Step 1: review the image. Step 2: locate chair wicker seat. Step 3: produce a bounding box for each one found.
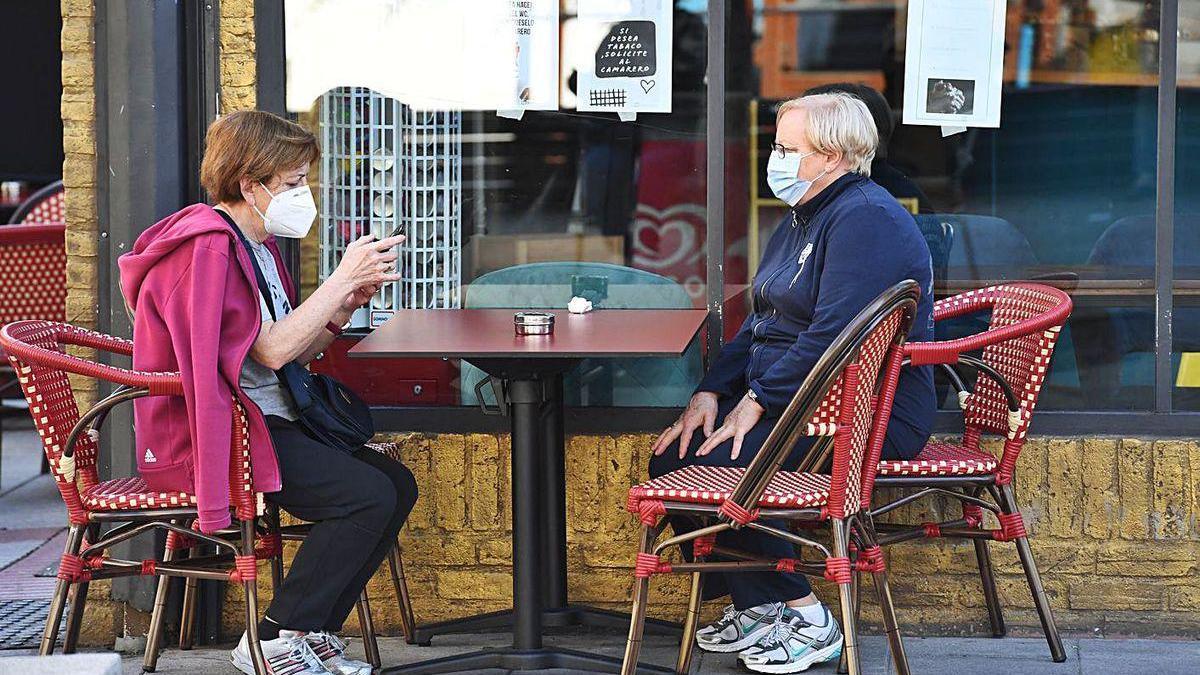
[877,442,997,477]
[629,465,831,509]
[366,441,402,462]
[81,476,197,511]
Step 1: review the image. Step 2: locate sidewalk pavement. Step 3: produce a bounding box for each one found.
[68,630,1196,674]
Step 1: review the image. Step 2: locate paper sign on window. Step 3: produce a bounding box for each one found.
[576,0,673,120]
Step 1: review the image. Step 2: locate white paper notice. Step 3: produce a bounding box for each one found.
[576,0,673,118]
[498,0,560,119]
[903,0,1006,129]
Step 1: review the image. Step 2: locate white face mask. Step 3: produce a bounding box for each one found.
[767,150,826,206]
[253,181,317,238]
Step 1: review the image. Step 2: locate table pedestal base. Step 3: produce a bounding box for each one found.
[383,646,677,675]
[412,606,681,645]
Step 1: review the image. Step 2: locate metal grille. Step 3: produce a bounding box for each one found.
[319,88,463,327]
[0,599,61,650]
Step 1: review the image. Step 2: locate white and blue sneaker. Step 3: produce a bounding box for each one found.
[304,631,373,675]
[695,602,785,653]
[230,629,331,675]
[738,605,844,673]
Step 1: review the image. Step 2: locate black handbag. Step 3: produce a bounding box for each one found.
[220,211,375,453]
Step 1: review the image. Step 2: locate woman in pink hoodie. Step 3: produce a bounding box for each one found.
[119,111,415,675]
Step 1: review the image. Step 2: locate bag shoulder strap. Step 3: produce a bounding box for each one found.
[215,208,277,322]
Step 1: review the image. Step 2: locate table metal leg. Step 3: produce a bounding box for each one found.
[510,377,545,651]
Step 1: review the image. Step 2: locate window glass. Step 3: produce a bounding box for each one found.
[1174,0,1200,409]
[297,2,710,408]
[731,0,1162,410]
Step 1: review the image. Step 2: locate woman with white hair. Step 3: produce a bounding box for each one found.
[648,93,935,674]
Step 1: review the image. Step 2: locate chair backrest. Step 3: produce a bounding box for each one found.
[932,284,1072,481]
[0,224,67,325]
[725,280,920,521]
[9,180,65,224]
[0,321,256,523]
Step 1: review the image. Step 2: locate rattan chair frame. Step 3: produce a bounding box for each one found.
[620,281,921,675]
[865,283,1073,664]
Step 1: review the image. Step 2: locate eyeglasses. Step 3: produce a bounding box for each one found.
[770,142,804,159]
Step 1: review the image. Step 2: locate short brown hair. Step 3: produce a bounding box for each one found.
[200,110,319,203]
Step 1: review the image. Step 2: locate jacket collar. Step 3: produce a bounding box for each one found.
[791,172,864,228]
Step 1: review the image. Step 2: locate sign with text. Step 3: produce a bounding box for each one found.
[577,0,672,118]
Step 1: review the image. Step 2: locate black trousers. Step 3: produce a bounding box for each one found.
[263,416,417,632]
[648,396,913,611]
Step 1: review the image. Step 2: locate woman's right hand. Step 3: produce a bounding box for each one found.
[331,234,405,290]
[653,391,719,459]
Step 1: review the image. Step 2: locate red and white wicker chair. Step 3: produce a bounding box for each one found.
[868,283,1073,663]
[8,180,65,224]
[620,281,922,675]
[0,320,274,673]
[0,224,67,474]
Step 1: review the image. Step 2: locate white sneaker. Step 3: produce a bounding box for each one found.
[739,605,844,674]
[695,602,785,653]
[305,631,374,675]
[230,629,332,675]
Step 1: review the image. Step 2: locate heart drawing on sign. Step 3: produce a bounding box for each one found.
[640,79,656,94]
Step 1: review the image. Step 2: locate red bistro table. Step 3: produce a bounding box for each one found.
[350,308,708,674]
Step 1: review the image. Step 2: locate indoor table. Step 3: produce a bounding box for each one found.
[350,308,708,674]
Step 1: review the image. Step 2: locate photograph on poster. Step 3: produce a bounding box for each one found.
[925,78,975,115]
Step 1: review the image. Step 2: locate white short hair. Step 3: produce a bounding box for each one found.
[777,93,878,176]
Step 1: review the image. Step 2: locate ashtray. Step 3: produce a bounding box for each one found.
[514,312,555,336]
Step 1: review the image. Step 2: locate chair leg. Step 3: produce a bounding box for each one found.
[355,592,382,670]
[674,572,703,675]
[61,579,89,654]
[998,484,1066,663]
[620,524,657,675]
[240,518,268,675]
[41,523,85,656]
[178,574,199,651]
[863,520,909,675]
[143,528,184,671]
[267,506,285,592]
[836,569,860,675]
[386,542,417,644]
[973,539,1006,637]
[831,521,859,675]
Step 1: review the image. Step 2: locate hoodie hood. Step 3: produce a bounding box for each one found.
[119,203,292,312]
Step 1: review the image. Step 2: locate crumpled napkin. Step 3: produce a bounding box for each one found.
[567,296,593,314]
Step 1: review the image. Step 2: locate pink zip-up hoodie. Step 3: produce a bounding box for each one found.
[118,204,293,533]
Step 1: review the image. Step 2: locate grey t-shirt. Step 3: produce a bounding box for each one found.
[239,238,300,421]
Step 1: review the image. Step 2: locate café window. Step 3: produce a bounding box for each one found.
[278,0,1199,418]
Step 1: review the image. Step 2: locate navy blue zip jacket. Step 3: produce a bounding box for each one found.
[698,173,935,458]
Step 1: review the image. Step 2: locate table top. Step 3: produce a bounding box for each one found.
[349,308,709,359]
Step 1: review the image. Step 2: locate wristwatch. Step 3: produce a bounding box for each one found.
[746,388,760,403]
[326,320,351,336]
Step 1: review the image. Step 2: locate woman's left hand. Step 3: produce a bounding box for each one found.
[342,284,380,312]
[695,393,765,460]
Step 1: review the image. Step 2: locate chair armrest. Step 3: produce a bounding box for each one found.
[3,332,179,395]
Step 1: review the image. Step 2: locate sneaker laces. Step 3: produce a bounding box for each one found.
[270,641,325,672]
[315,631,348,654]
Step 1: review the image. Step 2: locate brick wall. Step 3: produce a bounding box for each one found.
[212,434,1200,641]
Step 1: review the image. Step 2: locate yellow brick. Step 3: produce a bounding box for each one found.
[993,574,1068,611]
[430,435,467,529]
[1151,440,1193,539]
[1069,579,1163,611]
[1081,438,1119,539]
[988,539,1095,577]
[222,54,257,88]
[61,16,93,47]
[395,435,434,530]
[477,537,512,565]
[1095,541,1198,577]
[436,570,513,601]
[466,433,501,530]
[1117,438,1152,539]
[65,228,98,257]
[565,435,602,534]
[403,535,476,567]
[63,152,96,187]
[1044,439,1084,538]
